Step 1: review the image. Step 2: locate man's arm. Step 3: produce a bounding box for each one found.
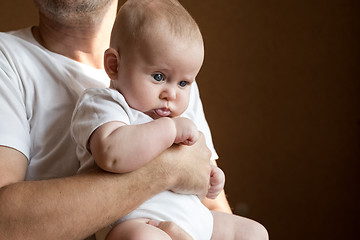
[0,133,211,240]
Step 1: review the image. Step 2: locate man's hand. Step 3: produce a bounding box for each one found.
[153,131,211,200]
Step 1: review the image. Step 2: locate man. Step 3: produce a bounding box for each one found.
[0,1,212,239]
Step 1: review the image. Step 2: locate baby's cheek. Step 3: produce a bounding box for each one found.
[178,97,191,115]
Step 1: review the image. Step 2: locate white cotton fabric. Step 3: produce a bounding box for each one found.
[0,28,110,181]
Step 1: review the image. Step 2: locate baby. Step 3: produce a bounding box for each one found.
[71,0,268,239]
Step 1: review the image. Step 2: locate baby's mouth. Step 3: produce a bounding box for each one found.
[154,108,171,117]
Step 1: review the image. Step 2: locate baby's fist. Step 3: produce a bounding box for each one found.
[206,164,225,199]
[172,117,199,145]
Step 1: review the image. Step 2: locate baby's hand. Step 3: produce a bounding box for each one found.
[206,163,225,199]
[172,117,199,145]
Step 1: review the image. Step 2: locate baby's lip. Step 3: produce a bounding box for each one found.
[154,108,171,117]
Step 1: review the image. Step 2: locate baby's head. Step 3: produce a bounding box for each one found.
[104,0,204,119]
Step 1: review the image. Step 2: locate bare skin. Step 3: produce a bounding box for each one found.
[32,0,118,69]
[0,134,211,240]
[149,220,194,240]
[211,211,269,240]
[202,160,232,213]
[0,0,211,239]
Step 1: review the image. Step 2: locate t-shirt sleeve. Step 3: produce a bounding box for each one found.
[0,48,30,159]
[183,82,219,161]
[70,88,131,153]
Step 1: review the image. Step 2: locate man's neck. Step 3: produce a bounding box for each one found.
[32,1,117,69]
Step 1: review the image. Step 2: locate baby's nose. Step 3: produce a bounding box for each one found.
[160,87,176,101]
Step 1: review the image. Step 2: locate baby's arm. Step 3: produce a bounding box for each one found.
[89,117,199,173]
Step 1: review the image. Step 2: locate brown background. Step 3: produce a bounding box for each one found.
[1,0,359,239]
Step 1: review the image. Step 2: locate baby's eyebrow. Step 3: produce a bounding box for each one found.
[184,76,196,82]
[146,62,169,71]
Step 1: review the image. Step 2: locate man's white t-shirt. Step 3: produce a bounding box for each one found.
[0,28,110,180]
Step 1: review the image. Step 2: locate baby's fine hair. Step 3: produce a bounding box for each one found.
[110,0,202,50]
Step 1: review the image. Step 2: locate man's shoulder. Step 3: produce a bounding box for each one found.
[0,28,35,50]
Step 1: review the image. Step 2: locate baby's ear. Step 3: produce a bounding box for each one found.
[104,48,120,79]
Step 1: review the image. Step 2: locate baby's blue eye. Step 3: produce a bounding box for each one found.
[152,73,164,82]
[179,81,188,87]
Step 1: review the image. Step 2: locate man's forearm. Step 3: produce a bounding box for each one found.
[0,133,211,240]
[0,168,167,240]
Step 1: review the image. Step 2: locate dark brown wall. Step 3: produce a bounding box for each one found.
[0,1,38,31]
[1,1,359,239]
